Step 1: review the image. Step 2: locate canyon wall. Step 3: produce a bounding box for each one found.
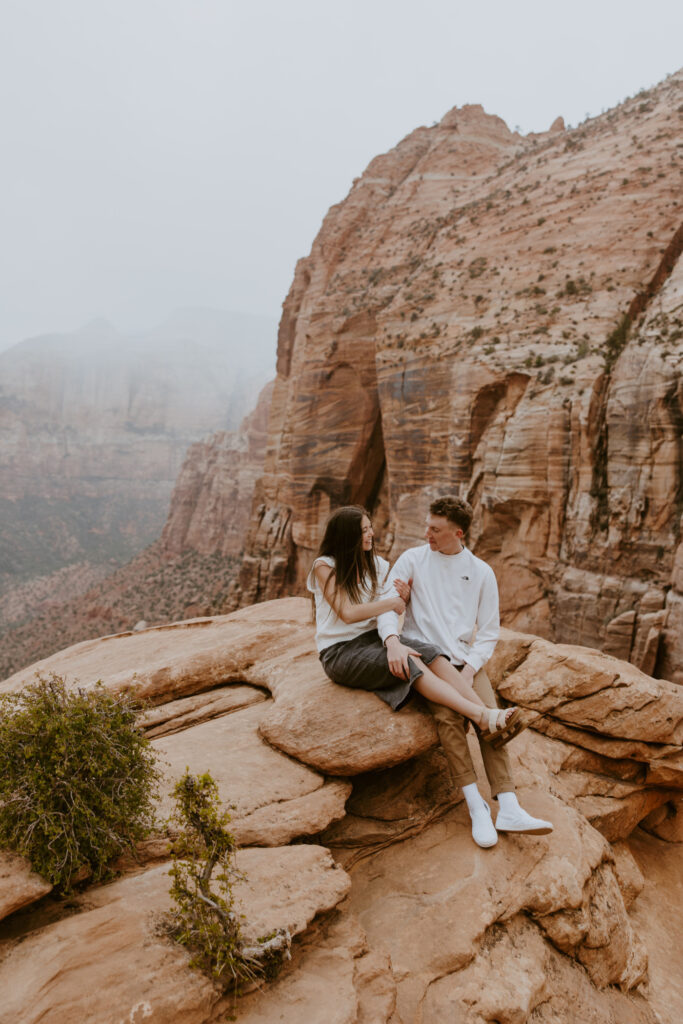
[160,380,273,559]
[232,72,683,680]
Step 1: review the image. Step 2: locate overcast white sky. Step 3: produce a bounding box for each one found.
[1,0,682,351]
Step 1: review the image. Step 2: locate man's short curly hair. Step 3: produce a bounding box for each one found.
[429,495,473,534]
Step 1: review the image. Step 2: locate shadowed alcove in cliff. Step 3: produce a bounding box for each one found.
[291,359,388,573]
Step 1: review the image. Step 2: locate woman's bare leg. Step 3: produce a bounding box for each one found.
[411,658,487,724]
[413,657,515,728]
[429,656,488,708]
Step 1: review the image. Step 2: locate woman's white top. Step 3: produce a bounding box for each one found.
[306,554,391,652]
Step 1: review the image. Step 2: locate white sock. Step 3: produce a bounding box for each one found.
[462,783,487,815]
[497,791,520,813]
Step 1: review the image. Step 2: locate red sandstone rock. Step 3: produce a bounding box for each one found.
[0,852,52,923]
[2,599,683,1021]
[0,847,350,1024]
[160,381,273,558]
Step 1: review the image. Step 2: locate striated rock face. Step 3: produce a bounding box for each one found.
[1,598,682,1021]
[160,380,273,558]
[230,72,683,680]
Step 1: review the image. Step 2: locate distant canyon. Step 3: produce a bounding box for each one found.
[0,308,274,657]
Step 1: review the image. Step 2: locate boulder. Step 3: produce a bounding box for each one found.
[0,846,350,1024]
[0,852,51,923]
[152,700,351,846]
[488,631,683,840]
[2,599,441,778]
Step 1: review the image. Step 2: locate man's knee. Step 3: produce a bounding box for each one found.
[473,667,498,708]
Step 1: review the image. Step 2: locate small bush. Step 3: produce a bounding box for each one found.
[604,314,630,371]
[0,674,160,890]
[165,771,290,987]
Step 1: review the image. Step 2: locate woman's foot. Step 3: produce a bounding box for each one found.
[479,706,528,748]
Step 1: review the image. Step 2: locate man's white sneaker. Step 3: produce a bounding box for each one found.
[495,807,553,835]
[470,801,498,848]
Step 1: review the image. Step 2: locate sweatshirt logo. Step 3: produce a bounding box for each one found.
[461,575,470,581]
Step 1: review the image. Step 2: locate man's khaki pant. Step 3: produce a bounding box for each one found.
[425,666,515,798]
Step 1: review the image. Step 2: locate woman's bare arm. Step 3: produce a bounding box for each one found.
[314,563,405,623]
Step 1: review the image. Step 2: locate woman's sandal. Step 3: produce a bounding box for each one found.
[479,706,528,748]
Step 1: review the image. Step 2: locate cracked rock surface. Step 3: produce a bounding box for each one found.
[0,598,682,1023]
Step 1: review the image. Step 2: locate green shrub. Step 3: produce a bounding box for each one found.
[0,674,160,891]
[604,314,630,371]
[165,771,290,987]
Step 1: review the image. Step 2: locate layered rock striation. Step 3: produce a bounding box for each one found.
[230,72,683,680]
[160,380,273,559]
[1,598,682,1022]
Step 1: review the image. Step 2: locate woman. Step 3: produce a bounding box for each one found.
[307,505,522,742]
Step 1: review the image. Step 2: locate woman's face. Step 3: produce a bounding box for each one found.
[360,515,374,551]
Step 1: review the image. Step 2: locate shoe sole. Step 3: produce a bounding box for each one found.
[496,824,553,835]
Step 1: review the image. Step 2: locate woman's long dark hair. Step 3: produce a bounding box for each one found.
[315,505,379,604]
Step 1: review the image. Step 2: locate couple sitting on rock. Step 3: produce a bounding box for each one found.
[307,495,553,848]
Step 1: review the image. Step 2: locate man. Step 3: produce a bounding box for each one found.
[376,494,552,848]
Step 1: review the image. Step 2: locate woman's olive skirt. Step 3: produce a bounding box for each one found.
[319,628,447,711]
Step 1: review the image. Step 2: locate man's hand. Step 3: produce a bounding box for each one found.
[393,577,412,604]
[385,635,419,679]
[459,664,476,687]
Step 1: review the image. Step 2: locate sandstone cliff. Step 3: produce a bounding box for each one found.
[160,380,273,558]
[231,72,683,681]
[1,599,682,1022]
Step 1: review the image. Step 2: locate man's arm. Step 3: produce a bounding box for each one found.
[376,551,413,644]
[377,552,419,678]
[463,565,500,675]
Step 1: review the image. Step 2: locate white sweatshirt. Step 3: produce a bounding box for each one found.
[376,544,499,673]
[307,554,393,652]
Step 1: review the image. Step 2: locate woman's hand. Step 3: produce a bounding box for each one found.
[394,577,412,603]
[386,595,406,616]
[314,562,405,623]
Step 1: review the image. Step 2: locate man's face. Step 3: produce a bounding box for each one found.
[425,513,464,555]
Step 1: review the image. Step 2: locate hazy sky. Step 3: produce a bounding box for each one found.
[1,0,682,351]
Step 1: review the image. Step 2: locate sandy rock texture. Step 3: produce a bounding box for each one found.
[0,852,52,922]
[208,71,683,681]
[488,628,683,840]
[1,598,682,1022]
[0,847,349,1024]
